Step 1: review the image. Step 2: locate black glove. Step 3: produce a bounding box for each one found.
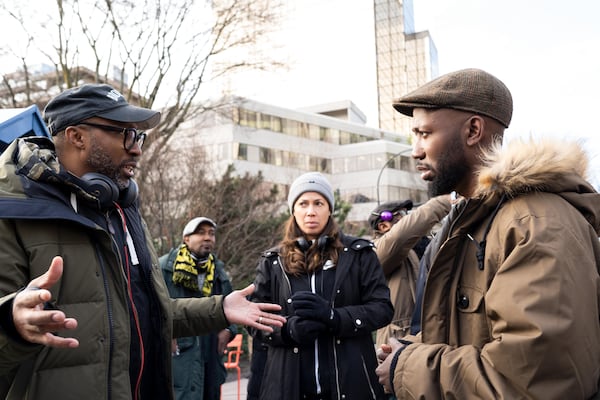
[286,316,327,345]
[291,291,339,330]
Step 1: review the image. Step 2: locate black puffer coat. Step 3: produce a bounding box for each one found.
[250,234,393,400]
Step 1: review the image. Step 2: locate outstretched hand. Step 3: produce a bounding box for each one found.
[223,284,286,333]
[12,256,79,348]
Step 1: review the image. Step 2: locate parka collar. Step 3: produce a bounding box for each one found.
[473,138,600,233]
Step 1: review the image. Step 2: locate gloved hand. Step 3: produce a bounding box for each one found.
[291,291,339,330]
[286,316,327,345]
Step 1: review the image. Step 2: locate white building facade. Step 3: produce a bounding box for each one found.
[170,97,428,222]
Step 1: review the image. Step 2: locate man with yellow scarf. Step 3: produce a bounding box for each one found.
[160,217,237,400]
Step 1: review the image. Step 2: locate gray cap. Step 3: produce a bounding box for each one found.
[287,172,334,214]
[43,84,161,135]
[182,217,217,237]
[392,68,513,128]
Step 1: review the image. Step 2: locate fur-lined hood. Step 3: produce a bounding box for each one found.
[475,137,600,233]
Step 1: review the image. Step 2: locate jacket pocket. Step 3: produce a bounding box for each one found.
[455,285,490,345]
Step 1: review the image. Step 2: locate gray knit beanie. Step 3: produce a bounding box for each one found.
[287,172,335,214]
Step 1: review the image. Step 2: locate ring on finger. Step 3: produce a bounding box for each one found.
[258,316,263,324]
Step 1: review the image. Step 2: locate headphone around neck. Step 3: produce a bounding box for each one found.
[295,235,331,252]
[80,172,138,209]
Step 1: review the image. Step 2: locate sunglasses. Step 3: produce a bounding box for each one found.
[371,209,408,222]
[77,122,147,151]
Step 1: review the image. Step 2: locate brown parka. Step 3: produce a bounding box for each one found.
[373,196,451,346]
[391,139,600,399]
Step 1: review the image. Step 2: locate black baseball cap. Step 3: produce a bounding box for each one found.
[43,84,161,135]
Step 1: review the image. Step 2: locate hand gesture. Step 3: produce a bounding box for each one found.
[217,329,232,355]
[223,284,286,332]
[291,291,338,328]
[12,256,79,348]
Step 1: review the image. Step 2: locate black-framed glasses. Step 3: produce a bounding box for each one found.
[77,122,146,151]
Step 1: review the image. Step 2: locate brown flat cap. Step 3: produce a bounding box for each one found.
[392,68,513,128]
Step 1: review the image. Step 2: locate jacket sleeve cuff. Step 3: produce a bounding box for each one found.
[389,341,411,395]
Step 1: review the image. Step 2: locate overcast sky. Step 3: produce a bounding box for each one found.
[3,0,598,186]
[241,0,600,187]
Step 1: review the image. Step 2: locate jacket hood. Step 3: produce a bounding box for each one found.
[475,137,600,233]
[0,136,101,207]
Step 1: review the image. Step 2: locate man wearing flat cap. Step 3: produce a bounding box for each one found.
[0,84,284,399]
[376,69,600,399]
[369,197,451,356]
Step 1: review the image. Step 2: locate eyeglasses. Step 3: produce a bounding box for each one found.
[77,122,147,151]
[372,209,408,222]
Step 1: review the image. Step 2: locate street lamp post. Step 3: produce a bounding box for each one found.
[376,148,413,205]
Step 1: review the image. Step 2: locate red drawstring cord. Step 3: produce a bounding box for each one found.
[115,203,145,400]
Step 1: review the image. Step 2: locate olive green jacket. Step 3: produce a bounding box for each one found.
[0,137,229,399]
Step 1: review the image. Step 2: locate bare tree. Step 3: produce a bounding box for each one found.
[141,140,288,287]
[0,0,284,138]
[0,0,290,285]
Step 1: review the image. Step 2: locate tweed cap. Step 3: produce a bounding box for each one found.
[368,199,413,230]
[287,172,335,214]
[392,68,513,128]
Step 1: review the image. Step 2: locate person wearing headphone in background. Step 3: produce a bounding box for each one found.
[0,84,284,400]
[369,196,452,354]
[249,171,393,400]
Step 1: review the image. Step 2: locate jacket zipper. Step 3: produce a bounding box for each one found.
[309,272,322,395]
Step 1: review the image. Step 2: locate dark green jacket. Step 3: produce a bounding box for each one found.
[159,248,237,400]
[0,137,229,400]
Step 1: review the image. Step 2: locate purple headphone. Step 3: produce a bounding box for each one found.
[371,209,407,222]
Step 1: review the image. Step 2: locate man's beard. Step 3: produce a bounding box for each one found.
[87,136,128,190]
[428,140,469,197]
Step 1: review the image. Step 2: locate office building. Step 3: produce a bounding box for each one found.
[375,0,438,132]
[169,97,428,223]
[190,0,438,221]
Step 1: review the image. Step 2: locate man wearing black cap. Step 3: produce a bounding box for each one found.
[0,84,284,400]
[369,197,451,352]
[376,69,600,399]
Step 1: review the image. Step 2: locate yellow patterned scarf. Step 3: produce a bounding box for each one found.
[172,244,215,296]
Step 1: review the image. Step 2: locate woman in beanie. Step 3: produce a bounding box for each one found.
[249,172,393,400]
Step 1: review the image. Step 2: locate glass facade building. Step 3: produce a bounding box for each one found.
[374,0,438,134]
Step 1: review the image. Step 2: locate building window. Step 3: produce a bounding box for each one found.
[400,155,415,171]
[235,142,248,160]
[259,147,272,164]
[239,109,257,128]
[282,119,299,136]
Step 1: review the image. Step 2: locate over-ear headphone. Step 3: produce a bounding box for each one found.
[295,235,331,252]
[81,172,138,209]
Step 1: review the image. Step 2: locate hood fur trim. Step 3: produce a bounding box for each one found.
[475,137,589,197]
